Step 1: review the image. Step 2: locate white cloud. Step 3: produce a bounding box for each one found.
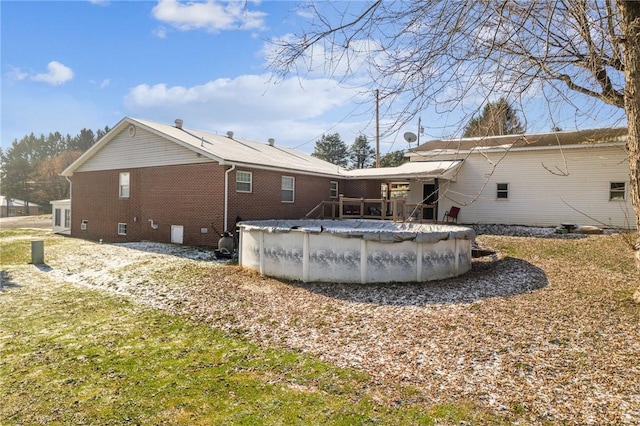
[125,73,360,120]
[5,66,28,82]
[99,78,111,89]
[123,73,375,150]
[88,0,110,5]
[151,0,267,34]
[31,61,74,85]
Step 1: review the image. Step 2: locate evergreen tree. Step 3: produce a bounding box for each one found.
[380,150,407,167]
[462,98,525,137]
[349,134,375,169]
[1,125,104,211]
[312,133,349,167]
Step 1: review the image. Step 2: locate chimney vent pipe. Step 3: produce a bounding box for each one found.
[268,138,275,146]
[227,131,234,139]
[175,119,183,129]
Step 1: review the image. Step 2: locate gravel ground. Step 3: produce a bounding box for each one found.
[3,224,639,424]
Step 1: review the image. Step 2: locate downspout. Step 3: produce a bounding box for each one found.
[224,164,236,232]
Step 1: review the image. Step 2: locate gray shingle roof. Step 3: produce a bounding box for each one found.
[413,127,628,153]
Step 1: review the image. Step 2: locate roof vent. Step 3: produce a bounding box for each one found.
[268,138,275,146]
[227,131,234,139]
[175,119,183,129]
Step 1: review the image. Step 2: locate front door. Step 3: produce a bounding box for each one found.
[422,181,439,220]
[171,225,184,244]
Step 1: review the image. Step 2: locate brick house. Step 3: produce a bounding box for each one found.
[62,117,455,246]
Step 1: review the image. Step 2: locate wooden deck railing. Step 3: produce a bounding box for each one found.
[305,196,436,223]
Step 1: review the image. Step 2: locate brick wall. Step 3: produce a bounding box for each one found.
[71,163,226,245]
[228,168,347,226]
[70,162,380,246]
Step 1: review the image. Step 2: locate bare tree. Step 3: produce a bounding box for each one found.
[269,1,640,302]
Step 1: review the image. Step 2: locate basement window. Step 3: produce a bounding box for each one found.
[118,223,127,235]
[330,181,338,198]
[282,176,295,203]
[497,183,509,199]
[610,182,626,201]
[236,171,252,193]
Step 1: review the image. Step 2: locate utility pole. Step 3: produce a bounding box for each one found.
[375,89,380,168]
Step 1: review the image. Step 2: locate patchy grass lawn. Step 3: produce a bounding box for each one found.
[0,231,500,425]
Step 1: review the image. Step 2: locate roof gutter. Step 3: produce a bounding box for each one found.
[224,164,236,232]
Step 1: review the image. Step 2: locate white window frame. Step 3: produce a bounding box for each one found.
[119,172,130,198]
[64,209,71,228]
[496,183,509,199]
[117,223,127,235]
[281,176,295,203]
[610,182,626,201]
[330,181,339,198]
[236,171,253,193]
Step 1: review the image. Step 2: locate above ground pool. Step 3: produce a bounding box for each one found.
[237,219,475,284]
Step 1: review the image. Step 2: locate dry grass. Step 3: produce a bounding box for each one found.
[3,228,639,424]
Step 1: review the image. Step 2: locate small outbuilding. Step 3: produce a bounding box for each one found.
[50,199,71,235]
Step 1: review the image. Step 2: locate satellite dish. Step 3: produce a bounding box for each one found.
[404,132,417,143]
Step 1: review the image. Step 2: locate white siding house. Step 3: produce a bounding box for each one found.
[409,128,634,228]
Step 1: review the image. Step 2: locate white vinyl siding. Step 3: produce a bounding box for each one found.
[236,171,252,193]
[282,176,295,203]
[119,172,130,198]
[430,146,634,228]
[76,126,214,172]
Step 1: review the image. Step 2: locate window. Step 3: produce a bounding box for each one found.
[330,181,339,198]
[390,182,410,199]
[236,171,252,193]
[610,182,626,201]
[54,208,61,227]
[282,176,295,202]
[119,172,130,198]
[64,209,71,228]
[118,223,127,235]
[497,183,509,199]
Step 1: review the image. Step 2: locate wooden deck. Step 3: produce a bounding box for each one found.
[306,196,437,223]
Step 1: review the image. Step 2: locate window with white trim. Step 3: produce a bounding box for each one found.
[610,182,626,201]
[64,209,71,228]
[330,181,339,198]
[119,172,130,198]
[496,183,509,199]
[236,171,252,193]
[118,223,127,235]
[281,176,295,203]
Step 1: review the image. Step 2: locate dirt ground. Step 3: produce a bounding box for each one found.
[0,214,52,230]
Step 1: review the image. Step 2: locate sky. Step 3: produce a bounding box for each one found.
[1,0,629,156]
